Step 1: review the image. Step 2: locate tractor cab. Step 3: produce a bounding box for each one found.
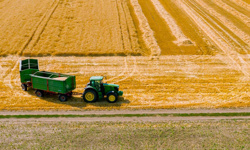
[89,76,103,92]
[83,76,123,103]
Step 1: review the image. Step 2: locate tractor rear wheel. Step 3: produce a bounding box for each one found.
[35,90,44,97]
[21,84,27,91]
[59,94,67,102]
[107,93,118,103]
[83,89,97,103]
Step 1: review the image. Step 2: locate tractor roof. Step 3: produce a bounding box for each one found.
[90,76,103,81]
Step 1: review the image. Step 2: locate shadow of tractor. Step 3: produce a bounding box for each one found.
[27,89,130,109]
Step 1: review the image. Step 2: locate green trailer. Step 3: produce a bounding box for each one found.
[20,59,123,103]
[20,59,76,102]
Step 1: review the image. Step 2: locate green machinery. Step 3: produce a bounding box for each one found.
[19,59,123,103]
[83,76,123,103]
[20,59,76,102]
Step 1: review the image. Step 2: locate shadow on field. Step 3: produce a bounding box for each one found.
[27,89,130,109]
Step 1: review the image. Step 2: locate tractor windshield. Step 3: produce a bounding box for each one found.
[94,80,103,91]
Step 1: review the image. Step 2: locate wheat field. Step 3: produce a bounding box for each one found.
[0,0,249,110]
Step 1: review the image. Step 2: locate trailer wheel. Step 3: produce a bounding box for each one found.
[107,93,118,103]
[59,94,68,102]
[21,84,27,91]
[35,90,44,97]
[83,89,97,103]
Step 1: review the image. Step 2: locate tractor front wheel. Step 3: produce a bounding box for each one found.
[21,84,27,91]
[35,90,44,97]
[83,89,97,103]
[107,93,118,103]
[59,94,68,102]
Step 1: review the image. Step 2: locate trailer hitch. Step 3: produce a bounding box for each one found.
[72,92,83,96]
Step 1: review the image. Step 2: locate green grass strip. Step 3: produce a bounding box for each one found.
[0,112,249,119]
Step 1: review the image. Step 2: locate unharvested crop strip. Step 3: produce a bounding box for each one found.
[117,0,141,54]
[130,0,161,56]
[174,0,249,77]
[121,0,141,53]
[212,0,250,27]
[150,0,193,46]
[19,0,60,55]
[194,0,250,47]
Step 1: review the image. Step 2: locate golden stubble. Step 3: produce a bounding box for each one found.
[0,56,249,110]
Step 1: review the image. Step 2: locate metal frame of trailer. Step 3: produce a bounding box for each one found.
[19,59,76,102]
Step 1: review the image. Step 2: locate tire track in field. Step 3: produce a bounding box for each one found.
[130,0,161,57]
[150,0,193,46]
[3,58,20,89]
[106,58,128,83]
[115,0,126,52]
[212,0,250,27]
[19,0,60,55]
[113,57,137,84]
[194,0,250,47]
[174,0,249,77]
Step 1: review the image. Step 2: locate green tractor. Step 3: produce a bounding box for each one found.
[83,76,123,103]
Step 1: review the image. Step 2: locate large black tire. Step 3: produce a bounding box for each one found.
[21,84,27,91]
[83,89,98,103]
[35,90,44,97]
[59,94,67,102]
[107,93,118,103]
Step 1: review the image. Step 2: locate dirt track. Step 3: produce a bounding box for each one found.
[0,108,249,122]
[0,116,249,122]
[1,108,249,115]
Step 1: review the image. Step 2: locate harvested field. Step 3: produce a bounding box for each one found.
[0,0,249,110]
[0,56,249,110]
